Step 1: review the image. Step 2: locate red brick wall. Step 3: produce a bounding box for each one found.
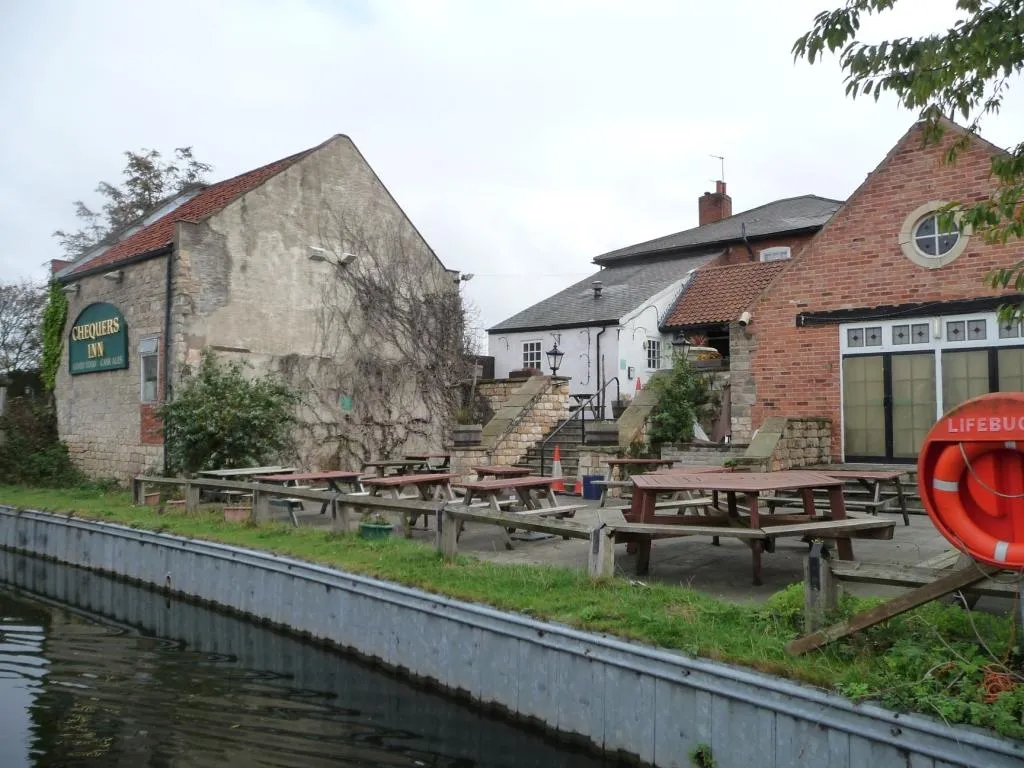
[748,122,1024,459]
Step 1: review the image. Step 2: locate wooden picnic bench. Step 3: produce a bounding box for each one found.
[405,452,451,470]
[762,468,911,526]
[471,465,533,479]
[361,473,456,535]
[453,476,581,548]
[360,459,429,477]
[253,470,364,517]
[626,470,894,585]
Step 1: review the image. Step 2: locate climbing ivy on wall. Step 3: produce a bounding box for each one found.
[40,281,68,391]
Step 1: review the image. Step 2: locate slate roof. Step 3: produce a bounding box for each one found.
[488,251,721,333]
[594,195,842,265]
[662,260,788,328]
[64,142,324,276]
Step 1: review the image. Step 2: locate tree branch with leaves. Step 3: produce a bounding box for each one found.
[0,280,45,378]
[794,1,1024,314]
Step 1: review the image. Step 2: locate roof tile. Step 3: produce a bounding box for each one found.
[663,260,788,328]
[68,146,319,275]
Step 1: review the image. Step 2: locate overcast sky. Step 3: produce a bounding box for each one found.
[2,0,1022,335]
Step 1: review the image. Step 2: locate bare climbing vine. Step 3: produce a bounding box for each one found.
[279,209,474,468]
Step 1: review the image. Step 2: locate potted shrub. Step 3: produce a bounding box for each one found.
[359,511,394,539]
[223,505,251,523]
[453,405,483,446]
[611,393,633,419]
[508,367,541,380]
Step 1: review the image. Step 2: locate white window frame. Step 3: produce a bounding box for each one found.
[646,338,662,370]
[522,340,542,370]
[139,336,159,404]
[838,310,1024,460]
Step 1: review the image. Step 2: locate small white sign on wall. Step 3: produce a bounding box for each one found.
[619,359,627,370]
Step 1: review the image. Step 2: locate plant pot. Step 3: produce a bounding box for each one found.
[611,403,628,419]
[143,492,161,506]
[223,506,251,523]
[359,521,394,540]
[453,423,483,446]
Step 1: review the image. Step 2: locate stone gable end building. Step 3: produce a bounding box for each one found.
[55,135,458,479]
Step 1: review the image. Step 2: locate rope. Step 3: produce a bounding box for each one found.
[958,442,1024,499]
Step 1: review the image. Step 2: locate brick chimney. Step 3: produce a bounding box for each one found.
[50,259,72,277]
[698,181,732,226]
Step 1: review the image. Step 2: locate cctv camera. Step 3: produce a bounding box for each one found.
[738,311,752,328]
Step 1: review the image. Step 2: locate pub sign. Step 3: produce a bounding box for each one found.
[68,302,128,375]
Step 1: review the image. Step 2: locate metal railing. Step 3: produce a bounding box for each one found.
[538,377,620,477]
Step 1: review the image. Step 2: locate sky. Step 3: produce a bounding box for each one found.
[2,0,1023,338]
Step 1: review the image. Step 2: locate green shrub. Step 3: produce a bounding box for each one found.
[0,397,84,486]
[158,350,301,473]
[646,355,711,445]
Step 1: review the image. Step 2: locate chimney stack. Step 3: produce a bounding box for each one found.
[592,280,603,299]
[698,180,732,226]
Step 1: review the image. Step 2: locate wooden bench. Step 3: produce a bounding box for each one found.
[604,497,714,514]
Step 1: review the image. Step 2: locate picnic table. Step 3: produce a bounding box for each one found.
[625,470,893,585]
[405,453,451,470]
[762,468,910,526]
[360,459,428,477]
[596,457,679,506]
[253,470,364,517]
[360,472,457,536]
[453,476,580,548]
[471,465,533,479]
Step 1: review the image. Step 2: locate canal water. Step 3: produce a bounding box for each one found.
[0,553,619,767]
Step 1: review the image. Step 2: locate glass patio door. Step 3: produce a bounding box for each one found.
[843,352,936,461]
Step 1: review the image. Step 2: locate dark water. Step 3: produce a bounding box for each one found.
[0,553,617,767]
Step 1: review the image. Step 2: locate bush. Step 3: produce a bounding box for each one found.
[646,355,711,446]
[158,350,301,474]
[0,397,85,486]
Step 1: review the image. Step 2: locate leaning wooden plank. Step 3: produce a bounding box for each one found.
[445,507,594,539]
[829,561,1018,598]
[610,522,767,539]
[785,562,1000,655]
[764,519,895,538]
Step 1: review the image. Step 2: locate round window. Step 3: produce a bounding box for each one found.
[913,213,959,257]
[899,201,969,269]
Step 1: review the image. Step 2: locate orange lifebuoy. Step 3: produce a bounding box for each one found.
[930,440,1024,566]
[918,392,1024,569]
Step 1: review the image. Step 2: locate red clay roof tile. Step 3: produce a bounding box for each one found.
[69,146,317,275]
[664,260,787,327]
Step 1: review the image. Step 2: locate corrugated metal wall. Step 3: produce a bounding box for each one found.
[1,506,1020,768]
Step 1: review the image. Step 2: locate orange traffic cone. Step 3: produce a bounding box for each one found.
[551,445,565,492]
[573,477,583,496]
[635,376,643,392]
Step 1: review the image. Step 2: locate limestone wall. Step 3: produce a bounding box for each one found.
[661,442,746,467]
[450,376,569,480]
[741,416,832,471]
[476,379,523,415]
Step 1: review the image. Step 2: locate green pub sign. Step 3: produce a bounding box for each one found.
[68,302,128,375]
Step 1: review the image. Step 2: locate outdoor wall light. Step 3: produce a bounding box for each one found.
[546,342,564,376]
[671,336,692,360]
[627,365,635,380]
[102,270,123,283]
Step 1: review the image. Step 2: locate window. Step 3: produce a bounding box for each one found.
[522,341,542,370]
[899,201,969,268]
[140,337,159,403]
[913,213,959,257]
[646,338,662,369]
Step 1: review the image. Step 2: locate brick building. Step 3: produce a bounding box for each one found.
[737,119,1023,462]
[53,135,458,479]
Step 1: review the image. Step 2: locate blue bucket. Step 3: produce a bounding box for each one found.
[581,475,604,501]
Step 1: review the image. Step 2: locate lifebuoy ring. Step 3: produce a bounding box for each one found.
[930,440,1024,566]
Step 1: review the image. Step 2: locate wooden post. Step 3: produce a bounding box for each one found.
[253,488,272,521]
[587,525,615,581]
[185,482,201,514]
[803,542,837,633]
[439,507,459,561]
[132,477,144,506]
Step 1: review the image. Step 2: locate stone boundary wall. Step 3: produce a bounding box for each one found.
[742,417,833,471]
[476,379,522,416]
[450,376,570,481]
[662,442,748,467]
[1,507,1018,768]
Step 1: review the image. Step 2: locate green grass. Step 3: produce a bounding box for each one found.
[1,484,1023,740]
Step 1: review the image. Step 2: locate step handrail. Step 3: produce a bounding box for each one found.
[538,377,620,477]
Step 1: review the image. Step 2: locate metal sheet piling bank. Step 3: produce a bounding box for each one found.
[0,506,1021,768]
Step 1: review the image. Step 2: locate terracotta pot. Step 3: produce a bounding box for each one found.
[143,492,161,506]
[223,506,251,523]
[453,424,483,446]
